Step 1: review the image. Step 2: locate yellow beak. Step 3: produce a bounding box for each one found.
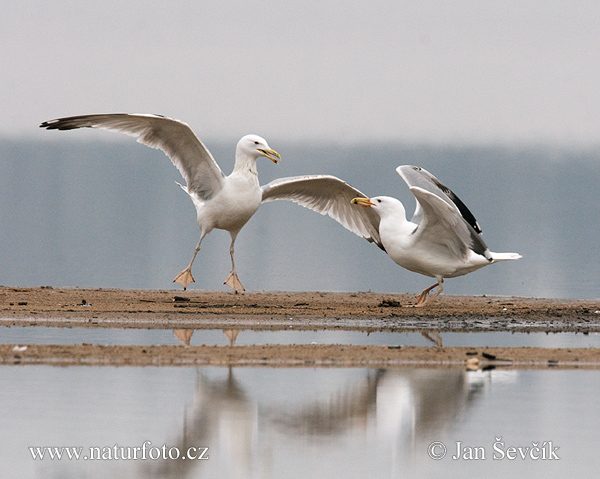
[258,148,281,164]
[351,197,375,207]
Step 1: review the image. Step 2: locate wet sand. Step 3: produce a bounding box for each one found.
[2,286,600,368]
[3,344,600,369]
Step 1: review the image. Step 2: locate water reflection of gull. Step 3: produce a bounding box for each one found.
[223,330,240,346]
[173,329,194,346]
[172,329,241,346]
[154,368,259,479]
[152,366,517,477]
[420,332,443,347]
[266,369,485,443]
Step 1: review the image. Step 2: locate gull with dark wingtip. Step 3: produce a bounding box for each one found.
[40,113,380,292]
[350,166,521,305]
[40,113,280,291]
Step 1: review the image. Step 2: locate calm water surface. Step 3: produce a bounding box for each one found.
[2,325,600,348]
[1,365,598,478]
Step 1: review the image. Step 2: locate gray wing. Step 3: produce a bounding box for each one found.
[40,113,225,200]
[261,175,383,250]
[410,187,492,261]
[396,165,482,234]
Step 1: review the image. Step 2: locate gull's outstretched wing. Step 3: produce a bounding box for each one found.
[409,186,492,261]
[396,165,482,234]
[40,113,225,200]
[261,175,383,250]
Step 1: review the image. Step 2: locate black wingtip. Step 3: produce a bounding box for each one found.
[39,120,60,130]
[430,177,483,235]
[39,120,80,131]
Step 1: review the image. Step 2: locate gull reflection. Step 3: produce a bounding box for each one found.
[172,329,242,346]
[267,369,486,443]
[173,329,194,346]
[223,330,240,346]
[420,331,443,347]
[153,368,259,479]
[150,366,516,478]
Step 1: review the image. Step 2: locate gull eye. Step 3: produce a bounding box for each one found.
[254,141,259,145]
[377,199,382,203]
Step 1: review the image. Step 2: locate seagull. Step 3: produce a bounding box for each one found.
[40,113,281,291]
[262,166,521,306]
[350,166,521,305]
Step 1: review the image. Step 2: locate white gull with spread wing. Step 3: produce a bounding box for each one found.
[349,166,521,305]
[40,113,281,291]
[40,113,379,291]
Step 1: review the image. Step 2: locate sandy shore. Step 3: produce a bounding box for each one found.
[2,286,600,368]
[2,286,599,331]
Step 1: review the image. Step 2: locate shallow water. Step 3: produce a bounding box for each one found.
[2,325,598,477]
[1,365,598,478]
[3,325,600,348]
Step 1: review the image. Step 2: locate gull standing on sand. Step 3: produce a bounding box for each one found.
[350,166,521,305]
[262,166,521,306]
[40,113,281,291]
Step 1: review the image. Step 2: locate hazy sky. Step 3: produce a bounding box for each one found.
[4,1,600,145]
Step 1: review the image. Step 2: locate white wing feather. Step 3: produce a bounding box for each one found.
[409,187,491,260]
[40,113,225,200]
[397,165,482,234]
[261,175,383,249]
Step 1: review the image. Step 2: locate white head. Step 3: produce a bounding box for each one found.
[236,134,280,164]
[351,195,407,219]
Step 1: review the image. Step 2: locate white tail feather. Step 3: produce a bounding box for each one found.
[490,252,522,263]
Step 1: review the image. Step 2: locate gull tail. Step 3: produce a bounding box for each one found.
[490,252,522,263]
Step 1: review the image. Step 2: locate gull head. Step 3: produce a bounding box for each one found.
[351,196,406,218]
[237,134,280,164]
